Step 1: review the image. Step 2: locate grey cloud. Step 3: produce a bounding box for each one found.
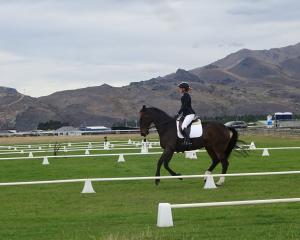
[0,0,299,96]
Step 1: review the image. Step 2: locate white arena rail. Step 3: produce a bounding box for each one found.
[1,170,300,186]
[157,198,300,227]
[0,151,164,161]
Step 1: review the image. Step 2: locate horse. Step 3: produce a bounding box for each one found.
[139,106,242,186]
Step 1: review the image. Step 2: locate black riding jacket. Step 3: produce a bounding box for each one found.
[178,92,195,117]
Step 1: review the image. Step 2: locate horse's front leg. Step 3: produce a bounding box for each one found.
[155,152,165,185]
[155,149,176,185]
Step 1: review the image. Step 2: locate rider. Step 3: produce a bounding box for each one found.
[176,82,195,147]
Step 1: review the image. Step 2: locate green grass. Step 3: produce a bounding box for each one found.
[0,135,300,240]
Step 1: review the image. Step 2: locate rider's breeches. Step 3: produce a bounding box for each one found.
[182,114,195,129]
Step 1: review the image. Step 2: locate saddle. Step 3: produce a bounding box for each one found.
[176,116,202,139]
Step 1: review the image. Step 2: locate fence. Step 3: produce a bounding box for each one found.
[157,198,300,227]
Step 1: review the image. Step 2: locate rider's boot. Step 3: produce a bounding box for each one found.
[182,128,192,148]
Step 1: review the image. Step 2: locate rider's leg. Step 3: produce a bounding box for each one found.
[182,114,195,146]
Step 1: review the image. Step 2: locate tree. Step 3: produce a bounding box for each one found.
[37,120,69,130]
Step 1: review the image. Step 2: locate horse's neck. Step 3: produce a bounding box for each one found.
[150,110,174,135]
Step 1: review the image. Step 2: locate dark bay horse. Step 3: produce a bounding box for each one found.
[139,106,240,186]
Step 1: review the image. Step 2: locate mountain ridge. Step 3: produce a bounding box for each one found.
[1,42,300,130]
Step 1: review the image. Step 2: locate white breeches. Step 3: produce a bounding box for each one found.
[182,114,195,129]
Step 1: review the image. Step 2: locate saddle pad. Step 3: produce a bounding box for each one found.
[176,119,203,139]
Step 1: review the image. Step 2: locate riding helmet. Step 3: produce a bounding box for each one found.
[178,82,190,91]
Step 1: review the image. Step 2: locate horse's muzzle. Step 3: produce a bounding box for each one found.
[140,129,149,137]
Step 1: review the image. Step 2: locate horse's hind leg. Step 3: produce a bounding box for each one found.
[216,155,229,186]
[205,147,220,180]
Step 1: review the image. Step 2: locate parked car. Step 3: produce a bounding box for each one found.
[224,121,248,128]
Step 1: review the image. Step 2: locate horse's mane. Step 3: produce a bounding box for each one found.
[145,107,172,119]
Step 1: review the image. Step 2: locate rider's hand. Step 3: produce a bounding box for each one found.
[174,113,180,119]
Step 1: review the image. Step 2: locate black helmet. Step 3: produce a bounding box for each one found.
[177,82,190,91]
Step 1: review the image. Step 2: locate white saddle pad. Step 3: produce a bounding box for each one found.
[176,119,203,139]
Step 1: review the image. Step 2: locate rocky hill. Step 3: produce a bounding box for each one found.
[1,42,300,130]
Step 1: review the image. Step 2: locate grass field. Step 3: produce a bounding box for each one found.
[0,134,300,240]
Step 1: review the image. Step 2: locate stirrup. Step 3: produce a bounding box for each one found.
[183,138,192,146]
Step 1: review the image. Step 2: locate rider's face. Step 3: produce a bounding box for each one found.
[178,87,184,94]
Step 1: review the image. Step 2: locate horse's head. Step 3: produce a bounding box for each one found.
[139,105,153,137]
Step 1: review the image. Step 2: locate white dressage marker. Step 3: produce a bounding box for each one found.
[42,156,49,165]
[141,142,148,153]
[117,154,125,163]
[262,148,270,157]
[128,139,132,144]
[249,142,256,150]
[157,198,300,227]
[104,142,110,150]
[157,203,173,227]
[81,180,95,193]
[85,149,90,155]
[203,175,217,189]
[28,152,33,158]
[185,151,197,159]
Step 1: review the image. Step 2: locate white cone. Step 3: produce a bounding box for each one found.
[204,175,217,189]
[14,147,17,151]
[28,145,31,148]
[28,152,33,158]
[249,141,256,150]
[141,142,148,153]
[128,139,132,144]
[20,150,24,153]
[148,143,152,148]
[39,146,42,150]
[118,154,125,163]
[81,180,95,193]
[262,148,270,156]
[42,156,49,165]
[157,203,173,227]
[68,143,71,147]
[85,149,90,155]
[8,146,11,150]
[185,151,197,159]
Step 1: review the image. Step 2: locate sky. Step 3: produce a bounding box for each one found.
[0,0,300,97]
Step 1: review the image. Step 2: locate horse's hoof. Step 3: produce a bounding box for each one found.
[176,173,183,181]
[155,179,160,186]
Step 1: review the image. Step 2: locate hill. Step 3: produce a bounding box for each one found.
[1,42,300,130]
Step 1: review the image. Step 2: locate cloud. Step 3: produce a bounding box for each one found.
[0,0,299,96]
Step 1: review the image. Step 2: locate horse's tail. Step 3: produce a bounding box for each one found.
[226,127,249,157]
[225,127,238,158]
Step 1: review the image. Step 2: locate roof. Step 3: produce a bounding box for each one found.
[55,126,78,132]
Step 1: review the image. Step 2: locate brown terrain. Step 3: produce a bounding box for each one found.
[1,42,300,130]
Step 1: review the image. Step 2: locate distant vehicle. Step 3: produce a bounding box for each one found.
[274,112,293,121]
[224,121,248,128]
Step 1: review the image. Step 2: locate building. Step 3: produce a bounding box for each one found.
[54,126,81,136]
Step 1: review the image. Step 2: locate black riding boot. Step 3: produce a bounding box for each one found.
[182,128,192,147]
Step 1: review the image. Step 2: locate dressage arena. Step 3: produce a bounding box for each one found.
[0,135,299,239]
